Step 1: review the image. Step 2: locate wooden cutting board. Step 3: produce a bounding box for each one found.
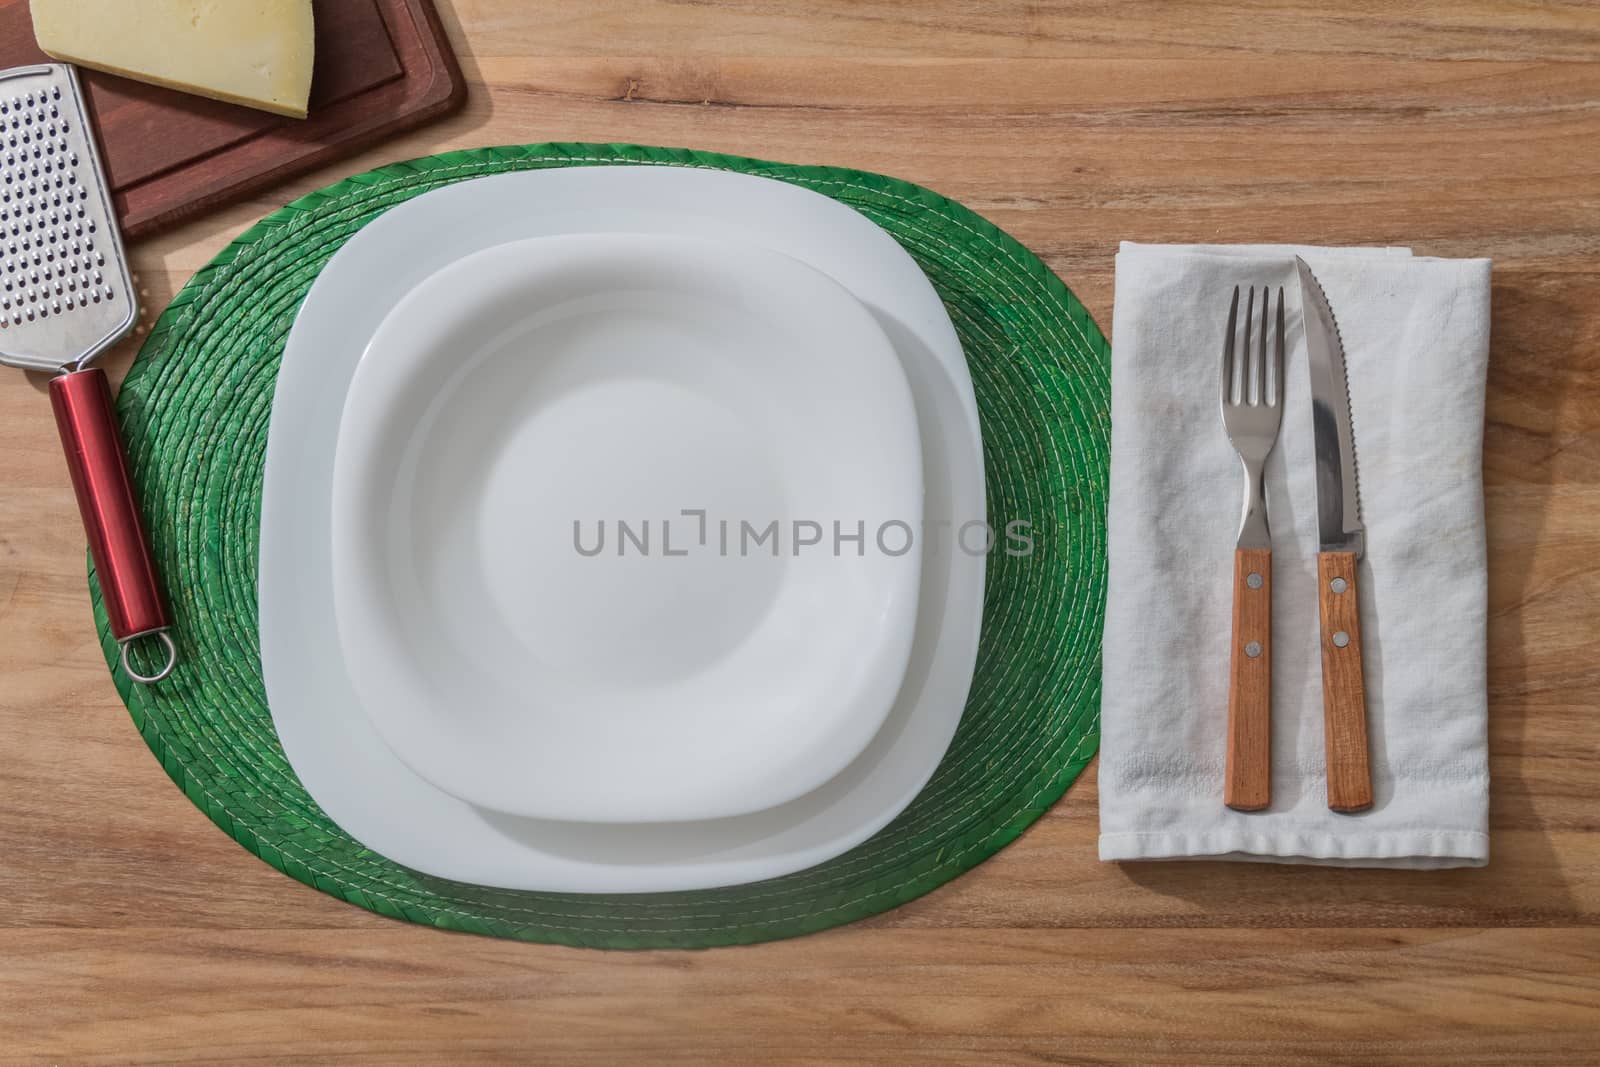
[0,0,465,240]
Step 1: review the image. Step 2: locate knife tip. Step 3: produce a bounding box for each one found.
[1293,255,1318,290]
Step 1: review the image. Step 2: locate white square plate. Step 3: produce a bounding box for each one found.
[261,166,986,892]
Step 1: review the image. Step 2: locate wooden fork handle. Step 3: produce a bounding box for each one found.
[1225,546,1271,811]
[1318,551,1372,812]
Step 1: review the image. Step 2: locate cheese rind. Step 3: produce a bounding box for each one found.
[30,0,315,119]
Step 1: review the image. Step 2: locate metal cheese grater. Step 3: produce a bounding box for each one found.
[0,64,174,683]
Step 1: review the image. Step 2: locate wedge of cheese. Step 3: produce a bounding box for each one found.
[31,0,315,119]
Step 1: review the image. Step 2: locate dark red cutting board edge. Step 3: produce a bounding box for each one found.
[0,0,466,241]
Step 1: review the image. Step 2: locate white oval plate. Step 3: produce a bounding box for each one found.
[331,233,923,822]
[262,165,986,893]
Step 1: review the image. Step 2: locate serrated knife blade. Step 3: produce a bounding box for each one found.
[1295,256,1365,557]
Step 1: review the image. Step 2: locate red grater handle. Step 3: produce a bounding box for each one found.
[49,367,175,683]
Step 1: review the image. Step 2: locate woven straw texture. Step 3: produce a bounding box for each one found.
[94,143,1109,949]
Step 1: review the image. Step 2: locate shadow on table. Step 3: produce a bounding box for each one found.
[428,0,499,144]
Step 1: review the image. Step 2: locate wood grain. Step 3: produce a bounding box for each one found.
[1318,551,1373,813]
[3,0,1600,1061]
[1226,546,1272,811]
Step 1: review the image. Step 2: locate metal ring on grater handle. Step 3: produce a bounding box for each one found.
[121,631,178,685]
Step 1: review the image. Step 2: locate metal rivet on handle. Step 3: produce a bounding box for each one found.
[1332,631,1350,648]
[1330,577,1347,593]
[1245,641,1262,658]
[1246,572,1263,589]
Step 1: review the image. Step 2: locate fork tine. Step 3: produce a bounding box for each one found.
[1221,285,1240,408]
[1272,286,1285,407]
[1242,287,1255,406]
[1255,284,1269,406]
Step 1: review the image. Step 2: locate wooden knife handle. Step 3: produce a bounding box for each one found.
[1318,551,1372,812]
[1225,546,1271,811]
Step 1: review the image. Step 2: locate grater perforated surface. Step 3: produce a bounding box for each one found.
[0,64,135,374]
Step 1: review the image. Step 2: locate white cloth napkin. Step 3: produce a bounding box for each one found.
[1097,243,1492,868]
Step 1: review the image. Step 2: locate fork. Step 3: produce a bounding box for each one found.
[1220,285,1286,812]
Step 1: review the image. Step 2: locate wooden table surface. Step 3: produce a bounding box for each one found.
[3,2,1599,1062]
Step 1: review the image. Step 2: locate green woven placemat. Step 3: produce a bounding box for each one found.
[94,143,1109,949]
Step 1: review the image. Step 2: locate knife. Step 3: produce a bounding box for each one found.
[1294,257,1373,813]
